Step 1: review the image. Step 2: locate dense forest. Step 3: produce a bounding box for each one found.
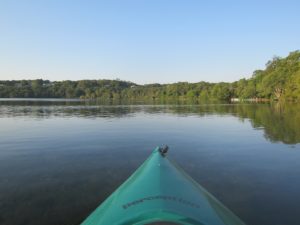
[1,51,299,101]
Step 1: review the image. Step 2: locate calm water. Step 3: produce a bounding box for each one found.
[0,99,300,225]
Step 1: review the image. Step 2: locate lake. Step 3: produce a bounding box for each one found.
[0,99,300,225]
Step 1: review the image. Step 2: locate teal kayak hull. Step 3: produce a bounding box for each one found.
[81,147,246,225]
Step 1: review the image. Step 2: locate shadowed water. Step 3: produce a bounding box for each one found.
[0,99,300,225]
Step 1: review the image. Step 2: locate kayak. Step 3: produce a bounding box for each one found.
[81,146,246,225]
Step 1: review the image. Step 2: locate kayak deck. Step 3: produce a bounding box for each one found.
[81,147,246,225]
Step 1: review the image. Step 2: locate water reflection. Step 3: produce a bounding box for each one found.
[1,100,299,144]
[0,100,300,225]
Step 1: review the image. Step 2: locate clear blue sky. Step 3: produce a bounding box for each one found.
[0,0,299,84]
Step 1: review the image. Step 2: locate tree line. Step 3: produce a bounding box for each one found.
[0,50,299,101]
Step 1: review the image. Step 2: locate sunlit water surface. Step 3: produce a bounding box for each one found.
[0,99,300,225]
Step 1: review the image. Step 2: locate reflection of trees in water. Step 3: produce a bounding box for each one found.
[166,103,300,144]
[0,100,138,119]
[253,103,300,144]
[225,103,300,144]
[0,100,300,144]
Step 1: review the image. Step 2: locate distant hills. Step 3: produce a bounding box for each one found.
[0,50,299,102]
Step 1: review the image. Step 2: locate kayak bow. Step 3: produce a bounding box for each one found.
[81,147,246,225]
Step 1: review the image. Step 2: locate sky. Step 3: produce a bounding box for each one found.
[0,0,299,84]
